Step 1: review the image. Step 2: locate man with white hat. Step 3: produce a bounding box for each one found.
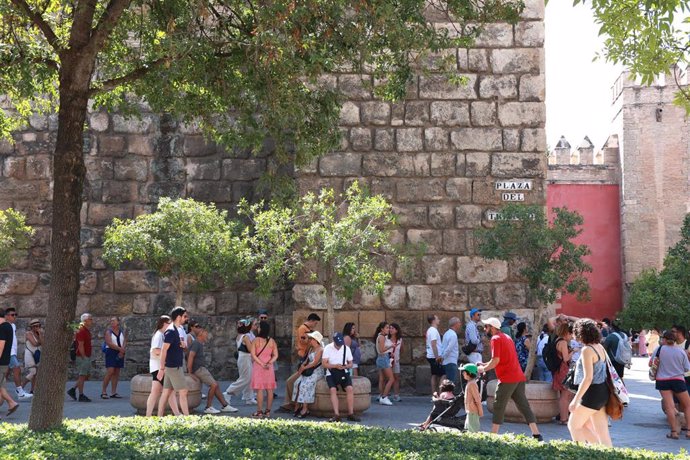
[478,317,543,441]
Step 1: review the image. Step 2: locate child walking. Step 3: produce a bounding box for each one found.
[460,363,483,432]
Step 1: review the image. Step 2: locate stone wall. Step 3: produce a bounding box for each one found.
[0,0,547,389]
[610,71,690,286]
[295,0,547,391]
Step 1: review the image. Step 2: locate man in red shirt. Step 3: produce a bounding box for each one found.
[478,317,542,441]
[67,313,94,402]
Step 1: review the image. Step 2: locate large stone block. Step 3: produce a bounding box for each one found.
[438,286,469,310]
[86,203,132,226]
[182,136,217,157]
[443,229,468,255]
[474,23,514,47]
[430,101,470,127]
[319,153,362,176]
[515,21,545,47]
[361,102,391,125]
[397,178,444,202]
[101,181,138,204]
[428,205,454,229]
[495,283,527,309]
[469,284,495,308]
[363,153,418,177]
[396,128,424,152]
[451,128,502,151]
[424,128,450,151]
[374,129,395,151]
[393,205,428,227]
[503,129,521,151]
[455,205,483,228]
[446,178,472,201]
[338,74,372,99]
[491,152,545,177]
[222,158,266,180]
[112,114,156,134]
[114,271,159,293]
[99,135,127,156]
[419,74,478,100]
[382,285,406,309]
[479,76,518,102]
[186,159,221,181]
[422,256,455,284]
[339,102,360,125]
[522,0,545,19]
[404,101,430,126]
[456,257,508,283]
[407,285,432,310]
[407,229,442,254]
[471,180,501,205]
[292,284,345,310]
[468,49,490,72]
[465,152,491,177]
[498,102,545,127]
[430,153,456,177]
[349,128,373,151]
[521,128,546,152]
[114,157,148,181]
[0,273,38,295]
[490,49,541,74]
[470,101,498,127]
[389,311,424,337]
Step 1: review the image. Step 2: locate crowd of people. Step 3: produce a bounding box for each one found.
[3,303,690,446]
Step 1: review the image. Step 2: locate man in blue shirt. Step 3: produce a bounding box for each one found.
[441,317,461,383]
[464,308,483,364]
[157,306,190,416]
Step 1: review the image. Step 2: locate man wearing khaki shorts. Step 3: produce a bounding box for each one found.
[67,313,94,402]
[0,308,19,416]
[157,306,190,416]
[188,327,237,414]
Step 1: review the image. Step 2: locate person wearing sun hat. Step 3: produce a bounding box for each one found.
[291,330,325,418]
[22,318,43,394]
[478,317,543,441]
[464,308,483,364]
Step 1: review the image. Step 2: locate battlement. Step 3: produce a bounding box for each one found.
[611,66,688,104]
[547,134,620,185]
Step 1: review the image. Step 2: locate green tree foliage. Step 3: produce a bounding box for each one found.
[103,197,251,306]
[0,208,33,268]
[619,214,690,330]
[241,181,402,336]
[0,0,523,429]
[476,204,591,379]
[575,0,690,111]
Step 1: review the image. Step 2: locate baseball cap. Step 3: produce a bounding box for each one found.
[469,308,481,317]
[482,317,501,329]
[333,332,345,346]
[504,312,517,321]
[459,363,478,375]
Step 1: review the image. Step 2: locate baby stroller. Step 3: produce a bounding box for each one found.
[424,394,466,432]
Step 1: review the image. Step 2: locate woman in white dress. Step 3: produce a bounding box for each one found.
[292,331,325,418]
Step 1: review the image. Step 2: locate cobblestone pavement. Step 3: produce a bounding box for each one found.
[1,357,687,455]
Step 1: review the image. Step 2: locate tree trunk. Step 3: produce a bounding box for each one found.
[29,53,93,431]
[325,283,335,339]
[524,298,546,381]
[175,275,184,307]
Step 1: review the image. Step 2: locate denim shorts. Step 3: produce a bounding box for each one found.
[9,355,19,369]
[376,354,391,369]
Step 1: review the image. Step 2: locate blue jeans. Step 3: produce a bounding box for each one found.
[443,363,458,383]
[535,356,552,383]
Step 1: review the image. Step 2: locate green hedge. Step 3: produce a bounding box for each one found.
[0,417,681,459]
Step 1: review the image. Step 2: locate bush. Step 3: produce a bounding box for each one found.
[0,416,681,459]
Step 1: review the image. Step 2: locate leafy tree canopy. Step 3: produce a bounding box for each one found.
[619,214,690,330]
[103,197,250,304]
[0,208,34,268]
[575,0,690,110]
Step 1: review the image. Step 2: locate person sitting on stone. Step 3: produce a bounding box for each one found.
[323,332,360,423]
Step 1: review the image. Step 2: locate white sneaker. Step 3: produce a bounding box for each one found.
[245,399,258,405]
[18,392,32,399]
[220,404,239,413]
[204,406,221,414]
[202,393,207,399]
[379,396,393,406]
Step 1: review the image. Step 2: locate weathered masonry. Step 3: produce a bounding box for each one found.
[0,0,546,389]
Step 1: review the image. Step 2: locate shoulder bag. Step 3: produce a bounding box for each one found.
[329,346,349,384]
[649,346,662,381]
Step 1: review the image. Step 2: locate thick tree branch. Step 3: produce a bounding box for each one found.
[89,57,167,96]
[9,0,62,52]
[89,0,133,55]
[70,0,99,48]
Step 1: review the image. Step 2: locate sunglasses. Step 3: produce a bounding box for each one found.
[6,313,16,317]
[259,316,268,320]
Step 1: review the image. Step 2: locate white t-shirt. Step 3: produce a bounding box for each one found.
[149,330,164,372]
[322,343,352,376]
[426,326,441,359]
[10,323,17,356]
[537,333,549,356]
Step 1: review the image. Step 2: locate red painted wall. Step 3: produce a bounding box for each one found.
[547,184,622,321]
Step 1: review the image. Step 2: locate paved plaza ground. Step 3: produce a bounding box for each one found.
[1,357,687,455]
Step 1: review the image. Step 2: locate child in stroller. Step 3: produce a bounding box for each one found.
[418,379,466,431]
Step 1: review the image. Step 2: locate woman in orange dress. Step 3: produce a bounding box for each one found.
[552,322,574,425]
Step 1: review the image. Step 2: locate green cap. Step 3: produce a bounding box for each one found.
[460,363,478,375]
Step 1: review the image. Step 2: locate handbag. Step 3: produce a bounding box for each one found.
[604,353,630,406]
[462,341,477,356]
[605,365,624,419]
[300,347,321,377]
[563,365,578,394]
[33,349,41,364]
[329,346,349,383]
[649,346,662,381]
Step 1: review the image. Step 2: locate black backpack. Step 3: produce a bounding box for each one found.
[542,335,563,373]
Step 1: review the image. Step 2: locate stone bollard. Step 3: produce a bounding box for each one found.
[130,373,202,415]
[308,376,371,417]
[485,379,559,423]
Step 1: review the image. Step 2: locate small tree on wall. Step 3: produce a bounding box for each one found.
[619,214,690,330]
[242,181,403,337]
[0,208,33,268]
[103,198,251,307]
[476,204,591,380]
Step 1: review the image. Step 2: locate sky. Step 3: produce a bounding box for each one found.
[544,1,622,151]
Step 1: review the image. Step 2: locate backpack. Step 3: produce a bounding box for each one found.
[542,335,563,373]
[613,332,632,365]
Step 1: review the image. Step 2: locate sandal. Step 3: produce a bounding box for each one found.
[110,393,122,399]
[328,416,341,422]
[296,410,310,418]
[100,394,109,399]
[6,405,18,416]
[667,431,680,440]
[252,411,264,418]
[263,409,271,418]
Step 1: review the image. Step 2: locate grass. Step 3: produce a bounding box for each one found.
[0,416,685,459]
